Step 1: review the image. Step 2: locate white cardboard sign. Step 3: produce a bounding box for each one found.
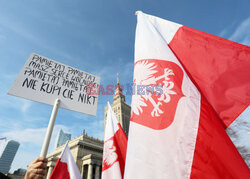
[8,53,100,116]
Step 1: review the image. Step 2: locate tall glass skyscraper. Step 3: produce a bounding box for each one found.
[0,139,20,174]
[54,129,71,149]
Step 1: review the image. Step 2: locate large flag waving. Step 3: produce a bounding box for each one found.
[102,102,128,179]
[50,142,81,179]
[124,11,250,179]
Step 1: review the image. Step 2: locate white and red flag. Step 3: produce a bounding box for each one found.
[124,11,250,179]
[102,102,128,179]
[50,142,81,179]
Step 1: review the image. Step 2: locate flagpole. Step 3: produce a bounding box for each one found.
[40,98,60,157]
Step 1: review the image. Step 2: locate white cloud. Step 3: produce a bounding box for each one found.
[3,128,46,147]
[2,124,69,147]
[21,100,32,114]
[0,93,33,115]
[218,21,237,38]
[0,73,36,115]
[229,17,250,46]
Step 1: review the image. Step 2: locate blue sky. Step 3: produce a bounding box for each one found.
[0,0,249,172]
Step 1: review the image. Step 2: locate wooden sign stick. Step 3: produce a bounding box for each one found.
[40,98,60,157]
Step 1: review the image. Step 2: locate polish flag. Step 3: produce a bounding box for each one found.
[124,11,250,179]
[50,142,81,179]
[102,102,128,179]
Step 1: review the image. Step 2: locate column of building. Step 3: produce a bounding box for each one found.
[95,164,100,179]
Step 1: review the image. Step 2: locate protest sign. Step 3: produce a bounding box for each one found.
[8,53,100,116]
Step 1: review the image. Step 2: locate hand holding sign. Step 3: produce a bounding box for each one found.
[25,157,48,179]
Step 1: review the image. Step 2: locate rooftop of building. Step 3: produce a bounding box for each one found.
[47,130,103,158]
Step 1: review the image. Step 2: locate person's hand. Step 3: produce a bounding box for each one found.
[25,157,48,179]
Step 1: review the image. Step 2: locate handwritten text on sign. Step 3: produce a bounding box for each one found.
[8,53,100,116]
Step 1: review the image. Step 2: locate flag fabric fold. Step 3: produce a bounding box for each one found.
[124,11,250,179]
[50,142,81,179]
[102,102,128,179]
[141,11,250,128]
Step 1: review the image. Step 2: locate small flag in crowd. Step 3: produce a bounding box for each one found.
[102,102,128,179]
[50,142,81,179]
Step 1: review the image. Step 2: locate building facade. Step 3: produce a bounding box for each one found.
[54,129,71,148]
[46,75,131,179]
[0,140,20,174]
[46,131,103,179]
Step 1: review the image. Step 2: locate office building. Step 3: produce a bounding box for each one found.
[0,139,20,174]
[55,129,71,148]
